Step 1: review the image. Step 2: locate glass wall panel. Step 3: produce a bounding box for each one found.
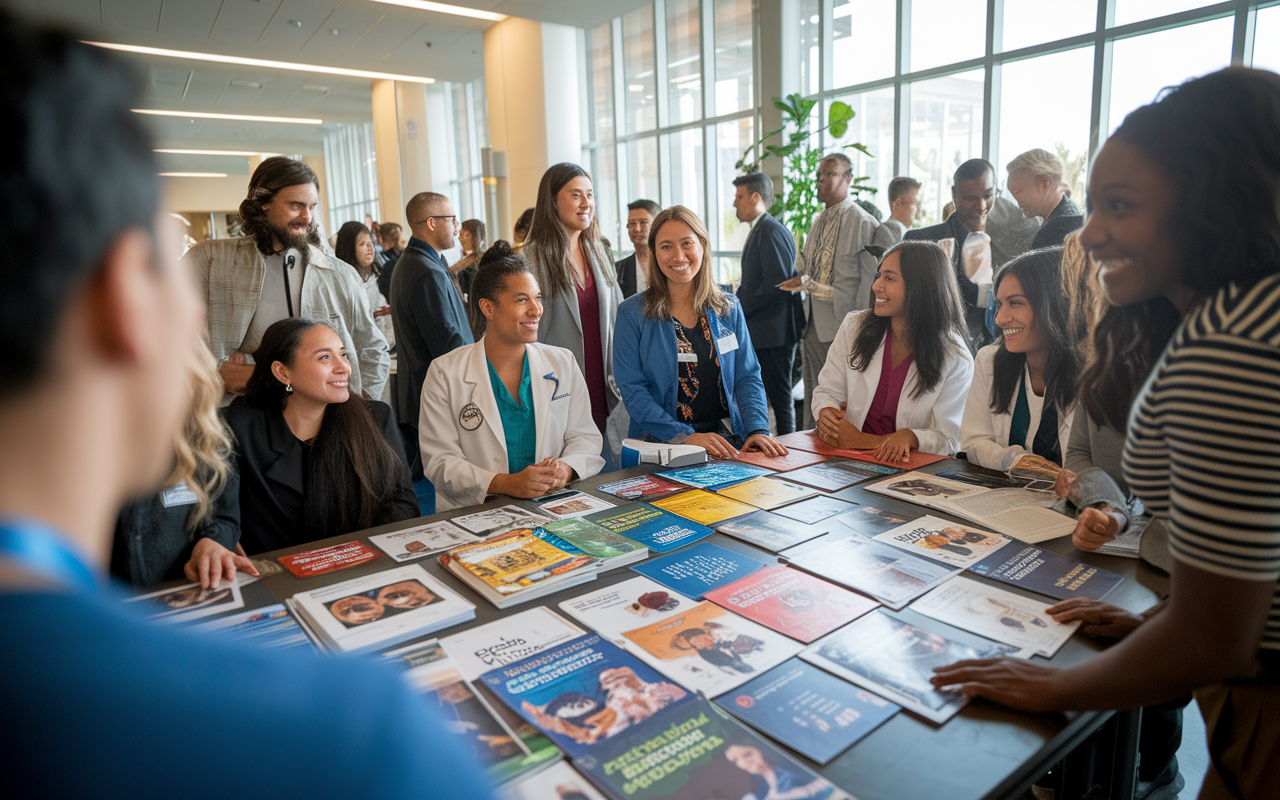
[832,0,895,88]
[799,0,820,96]
[714,0,754,115]
[910,0,986,73]
[587,23,615,143]
[908,69,985,226]
[590,146,621,253]
[322,120,380,230]
[666,0,702,126]
[666,127,707,218]
[996,46,1093,203]
[625,136,661,212]
[1252,5,1280,74]
[623,5,657,134]
[1108,16,1233,134]
[1114,0,1216,27]
[825,86,896,213]
[714,117,755,255]
[1000,0,1095,52]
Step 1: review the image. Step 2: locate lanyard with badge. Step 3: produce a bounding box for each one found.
[0,520,98,592]
[676,317,740,363]
[282,248,299,317]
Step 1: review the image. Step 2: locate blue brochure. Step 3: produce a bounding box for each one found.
[479,632,693,758]
[631,542,769,599]
[969,543,1123,601]
[715,658,900,764]
[585,503,715,553]
[657,461,772,489]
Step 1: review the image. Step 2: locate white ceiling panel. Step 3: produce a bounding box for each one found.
[158,0,223,36]
[101,0,161,32]
[342,14,419,60]
[217,79,266,107]
[259,0,341,48]
[382,23,467,65]
[298,6,383,56]
[209,0,284,43]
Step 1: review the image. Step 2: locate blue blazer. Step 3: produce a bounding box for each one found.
[614,293,770,442]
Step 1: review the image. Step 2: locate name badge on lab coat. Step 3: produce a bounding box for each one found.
[716,333,739,354]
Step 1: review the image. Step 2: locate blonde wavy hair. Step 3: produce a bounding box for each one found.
[166,340,234,534]
[641,205,731,321]
[1059,231,1105,362]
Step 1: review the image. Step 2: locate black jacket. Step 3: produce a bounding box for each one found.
[1031,196,1084,250]
[110,470,241,590]
[389,237,474,426]
[224,399,418,554]
[736,214,803,350]
[615,254,640,299]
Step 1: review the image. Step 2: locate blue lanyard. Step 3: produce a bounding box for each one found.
[0,521,98,593]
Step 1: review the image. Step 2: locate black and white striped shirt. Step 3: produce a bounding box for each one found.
[1123,273,1280,651]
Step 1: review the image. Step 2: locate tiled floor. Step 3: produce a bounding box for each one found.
[1177,700,1210,799]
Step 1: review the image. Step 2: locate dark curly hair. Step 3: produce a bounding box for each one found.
[468,240,534,337]
[238,157,320,256]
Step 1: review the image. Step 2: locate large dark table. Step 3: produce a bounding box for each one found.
[228,458,1166,800]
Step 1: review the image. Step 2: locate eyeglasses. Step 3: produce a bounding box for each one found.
[411,215,459,226]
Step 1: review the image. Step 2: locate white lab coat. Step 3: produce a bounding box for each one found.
[419,339,605,511]
[811,310,975,456]
[960,344,1073,471]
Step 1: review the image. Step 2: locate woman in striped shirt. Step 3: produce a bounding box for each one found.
[932,67,1280,799]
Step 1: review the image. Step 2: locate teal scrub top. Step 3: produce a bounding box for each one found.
[487,354,537,475]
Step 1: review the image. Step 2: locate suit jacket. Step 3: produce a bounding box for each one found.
[225,399,417,554]
[1031,196,1084,250]
[737,213,803,350]
[616,254,639,299]
[389,237,475,425]
[797,200,880,342]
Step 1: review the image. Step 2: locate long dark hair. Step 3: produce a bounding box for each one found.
[334,221,377,277]
[989,248,1079,415]
[848,241,966,399]
[524,162,615,301]
[469,240,534,338]
[240,318,410,539]
[237,157,320,256]
[1081,67,1280,432]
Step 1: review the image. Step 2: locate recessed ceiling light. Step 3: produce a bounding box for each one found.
[86,41,435,84]
[369,0,507,22]
[288,20,303,27]
[134,109,323,124]
[155,148,276,156]
[159,172,229,177]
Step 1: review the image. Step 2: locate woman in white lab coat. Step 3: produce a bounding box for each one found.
[812,241,974,461]
[960,248,1077,472]
[419,241,605,511]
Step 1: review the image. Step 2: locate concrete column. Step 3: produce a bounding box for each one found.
[484,17,583,233]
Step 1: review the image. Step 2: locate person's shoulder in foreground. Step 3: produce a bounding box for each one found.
[0,580,492,800]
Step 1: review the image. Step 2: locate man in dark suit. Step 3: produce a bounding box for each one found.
[905,158,1002,350]
[733,172,803,434]
[390,191,474,507]
[615,199,660,299]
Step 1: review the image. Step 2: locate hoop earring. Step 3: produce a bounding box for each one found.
[285,384,293,394]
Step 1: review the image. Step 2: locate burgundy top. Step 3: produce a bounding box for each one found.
[574,249,609,434]
[862,328,913,437]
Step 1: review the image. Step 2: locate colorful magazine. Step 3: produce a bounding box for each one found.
[595,474,688,501]
[871,515,1012,568]
[656,461,772,489]
[864,473,1075,543]
[559,576,697,647]
[715,477,818,510]
[713,509,833,552]
[967,543,1123,601]
[277,540,379,578]
[440,529,600,608]
[480,633,694,757]
[704,565,879,643]
[779,459,903,492]
[438,606,587,681]
[650,489,757,525]
[631,542,769,600]
[784,532,960,609]
[542,517,648,570]
[715,658,899,764]
[586,504,715,553]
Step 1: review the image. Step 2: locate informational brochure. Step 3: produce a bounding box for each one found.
[967,543,1123,601]
[452,504,555,537]
[595,474,688,501]
[715,477,818,510]
[772,495,859,524]
[781,459,904,492]
[276,540,380,578]
[911,575,1081,657]
[631,542,769,599]
[559,576,694,646]
[439,606,587,681]
[367,520,480,562]
[125,580,245,623]
[537,491,617,519]
[833,505,922,536]
[704,565,879,644]
[865,473,1075,543]
[784,532,960,609]
[715,658,899,764]
[585,503,714,554]
[650,489,757,525]
[713,509,832,552]
[728,448,831,471]
[872,515,1013,568]
[657,461,772,490]
[801,610,1020,724]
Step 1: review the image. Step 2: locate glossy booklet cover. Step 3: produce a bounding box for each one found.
[703,565,879,644]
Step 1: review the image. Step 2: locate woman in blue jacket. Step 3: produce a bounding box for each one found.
[613,205,788,459]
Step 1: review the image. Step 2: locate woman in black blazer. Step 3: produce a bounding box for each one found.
[225,318,419,554]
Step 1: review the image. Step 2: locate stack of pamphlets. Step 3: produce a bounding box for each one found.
[585,503,714,553]
[541,518,648,571]
[439,529,600,609]
[864,472,1075,543]
[285,563,475,654]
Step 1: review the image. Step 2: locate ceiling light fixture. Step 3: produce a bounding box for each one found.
[86,41,435,84]
[159,172,229,178]
[135,109,322,124]
[369,0,507,22]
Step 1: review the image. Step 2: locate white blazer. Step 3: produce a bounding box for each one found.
[811,311,975,456]
[418,339,605,511]
[961,344,1073,472]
